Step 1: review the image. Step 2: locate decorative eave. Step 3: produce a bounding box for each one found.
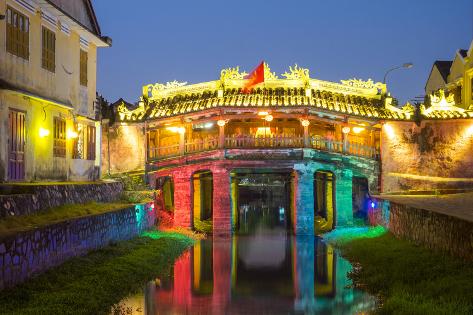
[421,90,473,119]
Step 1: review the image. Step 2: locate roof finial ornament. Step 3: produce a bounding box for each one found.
[282,64,310,86]
[263,63,278,80]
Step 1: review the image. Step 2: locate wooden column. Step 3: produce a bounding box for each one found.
[179,130,185,155]
[303,125,310,147]
[219,124,225,149]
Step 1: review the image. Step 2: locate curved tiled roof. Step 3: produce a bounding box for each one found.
[145,87,407,121]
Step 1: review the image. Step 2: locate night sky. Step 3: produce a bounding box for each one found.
[93,0,473,105]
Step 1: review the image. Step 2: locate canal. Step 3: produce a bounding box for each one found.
[112,233,376,314]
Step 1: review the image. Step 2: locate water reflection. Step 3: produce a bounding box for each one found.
[113,234,375,315]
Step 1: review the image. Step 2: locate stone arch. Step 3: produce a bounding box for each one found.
[155,175,175,229]
[314,169,336,233]
[192,169,214,233]
[352,176,370,220]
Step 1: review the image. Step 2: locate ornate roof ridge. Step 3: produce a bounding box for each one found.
[142,64,387,101]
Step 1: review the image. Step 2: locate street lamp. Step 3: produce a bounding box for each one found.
[383,62,413,84]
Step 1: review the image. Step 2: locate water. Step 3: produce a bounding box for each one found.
[112,231,376,315]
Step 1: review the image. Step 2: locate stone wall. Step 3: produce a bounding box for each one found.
[0,202,156,290]
[102,123,146,175]
[381,120,473,192]
[369,198,473,261]
[0,181,124,218]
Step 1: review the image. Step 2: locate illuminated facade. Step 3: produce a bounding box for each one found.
[0,0,110,181]
[108,62,473,235]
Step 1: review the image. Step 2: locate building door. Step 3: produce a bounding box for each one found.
[8,109,26,181]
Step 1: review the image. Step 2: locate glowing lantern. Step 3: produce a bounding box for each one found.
[342,126,351,134]
[301,119,310,127]
[67,129,78,139]
[264,115,273,122]
[217,120,226,127]
[352,126,365,134]
[166,126,186,134]
[39,127,50,137]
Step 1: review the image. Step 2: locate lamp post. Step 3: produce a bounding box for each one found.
[383,62,413,85]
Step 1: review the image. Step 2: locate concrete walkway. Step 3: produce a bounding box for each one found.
[374,192,473,223]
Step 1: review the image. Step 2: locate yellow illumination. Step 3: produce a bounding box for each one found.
[217,119,226,127]
[39,127,50,138]
[465,125,473,137]
[67,129,78,139]
[255,127,271,137]
[258,111,269,116]
[166,126,185,134]
[301,119,310,127]
[384,124,395,139]
[264,115,273,122]
[352,126,365,134]
[342,126,350,134]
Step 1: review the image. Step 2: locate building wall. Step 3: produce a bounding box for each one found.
[425,67,447,96]
[101,123,146,175]
[381,120,473,192]
[0,0,98,114]
[0,0,103,182]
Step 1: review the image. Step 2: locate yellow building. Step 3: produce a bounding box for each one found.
[0,0,110,181]
[425,41,473,110]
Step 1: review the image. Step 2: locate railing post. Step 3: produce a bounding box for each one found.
[342,133,348,154]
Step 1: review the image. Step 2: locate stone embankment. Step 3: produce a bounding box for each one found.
[0,202,156,290]
[370,193,473,261]
[0,181,124,218]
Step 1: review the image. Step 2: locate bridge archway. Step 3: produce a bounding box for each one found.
[314,170,335,233]
[230,169,293,234]
[352,176,369,221]
[155,176,175,228]
[192,170,213,233]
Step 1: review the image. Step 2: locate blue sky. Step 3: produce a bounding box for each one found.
[93,0,473,105]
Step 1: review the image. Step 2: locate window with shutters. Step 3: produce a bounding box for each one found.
[6,6,29,60]
[53,117,66,157]
[86,125,96,160]
[42,27,55,72]
[80,50,88,86]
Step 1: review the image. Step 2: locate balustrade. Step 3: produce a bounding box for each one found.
[148,134,379,160]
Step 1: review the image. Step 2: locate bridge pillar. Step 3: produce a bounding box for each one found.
[335,169,353,227]
[293,167,315,235]
[173,171,192,228]
[212,167,231,236]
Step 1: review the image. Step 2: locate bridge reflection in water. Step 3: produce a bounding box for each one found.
[113,235,376,314]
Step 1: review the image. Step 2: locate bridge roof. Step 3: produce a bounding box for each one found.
[114,64,473,122]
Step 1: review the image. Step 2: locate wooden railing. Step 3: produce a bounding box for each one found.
[148,144,180,160]
[185,138,219,153]
[148,135,379,160]
[225,135,304,148]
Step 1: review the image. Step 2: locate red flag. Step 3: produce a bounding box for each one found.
[242,61,265,93]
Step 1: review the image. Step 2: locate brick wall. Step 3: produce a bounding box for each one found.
[102,123,146,175]
[381,120,473,192]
